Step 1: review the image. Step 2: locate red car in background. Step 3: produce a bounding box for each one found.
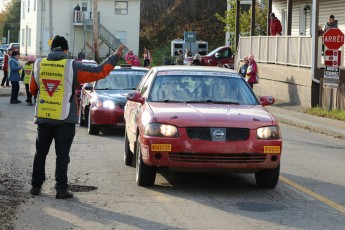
[124,66,282,188]
[184,46,234,68]
[79,65,148,135]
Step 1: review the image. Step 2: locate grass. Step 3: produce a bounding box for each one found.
[304,106,345,121]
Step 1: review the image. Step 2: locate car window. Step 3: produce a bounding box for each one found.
[95,70,147,90]
[0,52,3,57]
[149,72,257,105]
[137,69,152,92]
[139,71,155,95]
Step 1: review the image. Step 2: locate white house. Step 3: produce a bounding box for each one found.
[19,0,141,59]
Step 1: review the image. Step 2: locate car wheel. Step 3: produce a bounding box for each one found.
[124,131,134,167]
[88,108,100,135]
[255,164,280,189]
[135,139,156,186]
[78,104,85,126]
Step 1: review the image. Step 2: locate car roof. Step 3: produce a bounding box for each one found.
[113,65,148,71]
[152,65,238,74]
[74,59,97,65]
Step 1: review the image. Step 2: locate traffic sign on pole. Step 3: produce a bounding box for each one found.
[323,28,345,50]
[324,49,342,67]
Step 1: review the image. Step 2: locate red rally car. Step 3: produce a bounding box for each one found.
[124,66,282,188]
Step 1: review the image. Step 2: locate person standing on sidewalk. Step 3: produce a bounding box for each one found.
[9,50,24,104]
[246,54,258,89]
[29,35,126,199]
[1,49,12,87]
[22,55,36,106]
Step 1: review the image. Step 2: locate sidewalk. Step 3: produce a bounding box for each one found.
[1,85,344,139]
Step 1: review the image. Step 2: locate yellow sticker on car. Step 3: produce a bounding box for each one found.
[264,146,281,154]
[151,144,172,152]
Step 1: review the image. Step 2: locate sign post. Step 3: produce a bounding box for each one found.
[323,28,344,110]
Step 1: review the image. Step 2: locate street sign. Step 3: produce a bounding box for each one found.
[323,66,340,89]
[323,28,345,50]
[324,49,341,67]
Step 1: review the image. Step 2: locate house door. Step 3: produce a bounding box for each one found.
[81,0,92,20]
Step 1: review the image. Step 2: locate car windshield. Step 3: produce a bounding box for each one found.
[95,70,147,90]
[149,72,258,105]
[0,52,3,57]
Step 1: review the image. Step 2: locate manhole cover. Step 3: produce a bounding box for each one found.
[68,185,98,192]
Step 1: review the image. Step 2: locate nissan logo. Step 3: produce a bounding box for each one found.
[213,130,224,138]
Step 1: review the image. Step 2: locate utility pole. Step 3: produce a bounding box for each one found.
[93,0,99,63]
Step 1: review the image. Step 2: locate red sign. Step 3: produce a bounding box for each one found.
[324,28,345,50]
[324,49,341,67]
[42,79,61,97]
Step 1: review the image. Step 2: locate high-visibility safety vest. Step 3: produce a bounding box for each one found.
[23,63,34,84]
[33,58,74,120]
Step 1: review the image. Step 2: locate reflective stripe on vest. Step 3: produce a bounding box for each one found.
[23,63,33,84]
[33,58,74,120]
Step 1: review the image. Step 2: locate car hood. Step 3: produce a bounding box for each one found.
[148,102,275,128]
[95,89,130,100]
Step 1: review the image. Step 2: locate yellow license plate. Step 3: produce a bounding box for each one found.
[151,144,172,152]
[264,146,281,154]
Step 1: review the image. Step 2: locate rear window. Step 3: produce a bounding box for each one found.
[95,70,147,90]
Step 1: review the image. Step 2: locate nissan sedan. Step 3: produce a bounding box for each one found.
[79,65,148,135]
[124,66,282,188]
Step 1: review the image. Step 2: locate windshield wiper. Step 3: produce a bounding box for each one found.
[95,88,111,90]
[205,100,239,105]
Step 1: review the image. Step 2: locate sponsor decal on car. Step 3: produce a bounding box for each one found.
[264,146,281,154]
[151,144,172,152]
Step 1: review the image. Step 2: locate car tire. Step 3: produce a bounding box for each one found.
[135,139,156,186]
[124,131,134,167]
[78,104,85,126]
[255,164,280,189]
[88,108,100,135]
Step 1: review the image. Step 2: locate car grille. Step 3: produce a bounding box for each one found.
[169,153,266,164]
[186,127,249,141]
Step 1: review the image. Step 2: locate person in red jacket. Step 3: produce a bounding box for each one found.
[270,13,282,36]
[1,49,12,87]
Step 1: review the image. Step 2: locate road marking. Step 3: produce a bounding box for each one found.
[280,176,345,214]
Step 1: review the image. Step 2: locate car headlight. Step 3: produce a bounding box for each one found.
[95,99,115,109]
[144,123,178,137]
[257,126,281,139]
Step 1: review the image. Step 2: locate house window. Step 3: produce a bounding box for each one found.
[115,1,128,15]
[82,2,88,11]
[28,0,30,12]
[115,31,127,44]
[28,28,32,47]
[23,1,26,19]
[34,0,36,11]
[22,29,25,46]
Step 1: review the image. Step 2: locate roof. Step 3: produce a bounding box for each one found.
[152,65,238,74]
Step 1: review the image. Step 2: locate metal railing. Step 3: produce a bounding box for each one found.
[237,36,345,69]
[99,23,128,53]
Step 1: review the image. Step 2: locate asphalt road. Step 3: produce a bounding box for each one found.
[0,94,345,229]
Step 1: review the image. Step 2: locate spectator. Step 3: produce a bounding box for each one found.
[74,4,81,22]
[190,54,202,66]
[238,56,249,78]
[143,47,152,68]
[125,50,135,63]
[74,4,80,11]
[270,13,282,36]
[1,49,11,87]
[246,55,258,89]
[132,55,140,66]
[8,50,24,104]
[185,48,192,58]
[77,49,86,59]
[324,15,338,32]
[22,55,36,106]
[176,49,184,65]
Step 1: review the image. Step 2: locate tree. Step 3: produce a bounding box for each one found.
[0,0,21,44]
[216,0,268,49]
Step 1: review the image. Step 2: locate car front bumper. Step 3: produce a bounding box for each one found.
[90,107,125,126]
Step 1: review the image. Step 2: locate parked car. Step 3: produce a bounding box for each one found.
[124,65,282,188]
[184,46,234,68]
[0,44,9,53]
[79,65,149,135]
[0,51,3,69]
[8,43,20,53]
[75,59,98,107]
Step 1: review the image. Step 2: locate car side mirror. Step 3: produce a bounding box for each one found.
[260,96,275,106]
[127,91,145,105]
[84,85,93,90]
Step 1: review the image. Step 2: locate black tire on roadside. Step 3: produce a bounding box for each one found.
[88,108,100,135]
[135,139,156,186]
[255,164,280,189]
[124,131,134,167]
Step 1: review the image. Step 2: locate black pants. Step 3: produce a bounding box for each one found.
[1,70,9,86]
[10,81,19,102]
[25,84,33,103]
[31,123,76,191]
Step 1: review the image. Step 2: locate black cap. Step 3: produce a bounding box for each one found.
[270,13,275,18]
[11,50,19,56]
[51,35,69,51]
